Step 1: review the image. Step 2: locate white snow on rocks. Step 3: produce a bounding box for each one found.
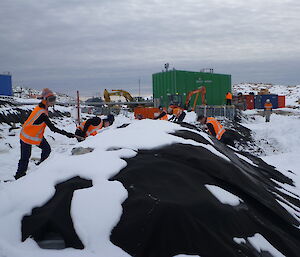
[241,113,300,192]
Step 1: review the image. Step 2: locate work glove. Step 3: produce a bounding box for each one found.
[75,135,85,142]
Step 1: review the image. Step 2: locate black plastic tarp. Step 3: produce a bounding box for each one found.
[22,176,92,249]
[110,129,300,257]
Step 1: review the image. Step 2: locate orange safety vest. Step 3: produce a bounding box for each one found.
[206,117,226,140]
[173,107,183,117]
[226,92,232,100]
[159,112,168,120]
[264,102,272,110]
[20,106,48,145]
[77,120,103,136]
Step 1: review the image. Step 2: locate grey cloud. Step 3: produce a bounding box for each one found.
[1,0,300,96]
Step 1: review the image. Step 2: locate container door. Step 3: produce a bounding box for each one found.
[254,95,263,109]
[245,95,254,110]
[278,96,285,108]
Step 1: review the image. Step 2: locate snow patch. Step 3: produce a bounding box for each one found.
[235,153,258,167]
[233,237,246,244]
[247,233,285,257]
[205,185,243,206]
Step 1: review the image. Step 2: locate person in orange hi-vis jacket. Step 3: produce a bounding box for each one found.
[154,106,168,120]
[225,92,233,105]
[75,114,115,141]
[14,88,76,180]
[264,99,273,122]
[197,115,235,146]
[168,105,186,122]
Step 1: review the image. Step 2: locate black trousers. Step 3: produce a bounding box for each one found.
[226,99,232,105]
[177,112,186,122]
[220,131,235,147]
[15,138,51,179]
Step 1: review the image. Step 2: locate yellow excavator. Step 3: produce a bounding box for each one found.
[104,89,134,102]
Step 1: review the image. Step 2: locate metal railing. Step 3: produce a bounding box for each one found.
[195,105,236,120]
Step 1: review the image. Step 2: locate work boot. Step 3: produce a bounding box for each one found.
[14,172,26,180]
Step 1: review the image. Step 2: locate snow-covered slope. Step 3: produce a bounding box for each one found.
[0,94,300,257]
[0,108,299,257]
[241,110,300,192]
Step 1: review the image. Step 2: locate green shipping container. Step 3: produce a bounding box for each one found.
[152,69,231,107]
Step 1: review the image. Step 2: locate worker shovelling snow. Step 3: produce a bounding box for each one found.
[14,88,76,180]
[197,115,235,146]
[75,114,115,142]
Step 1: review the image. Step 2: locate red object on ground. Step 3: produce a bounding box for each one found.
[278,96,285,108]
[245,95,255,110]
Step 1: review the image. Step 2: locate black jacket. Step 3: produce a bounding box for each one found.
[81,117,102,135]
[32,103,72,137]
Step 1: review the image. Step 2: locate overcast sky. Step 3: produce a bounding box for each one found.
[1,0,300,97]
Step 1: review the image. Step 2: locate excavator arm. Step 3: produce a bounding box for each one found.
[112,89,134,102]
[184,86,206,110]
[103,89,134,102]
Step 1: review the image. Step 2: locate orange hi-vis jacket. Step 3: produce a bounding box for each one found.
[226,92,233,100]
[159,112,168,120]
[264,102,273,110]
[159,111,168,120]
[206,117,226,140]
[20,106,48,145]
[77,120,103,137]
[173,107,183,117]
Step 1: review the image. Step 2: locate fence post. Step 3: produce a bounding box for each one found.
[77,90,80,125]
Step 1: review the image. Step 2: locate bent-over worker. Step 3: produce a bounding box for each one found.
[197,115,234,146]
[154,106,168,120]
[75,114,115,141]
[168,105,186,122]
[15,88,76,180]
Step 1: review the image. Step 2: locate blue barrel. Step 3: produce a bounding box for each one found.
[261,94,278,109]
[254,95,263,109]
